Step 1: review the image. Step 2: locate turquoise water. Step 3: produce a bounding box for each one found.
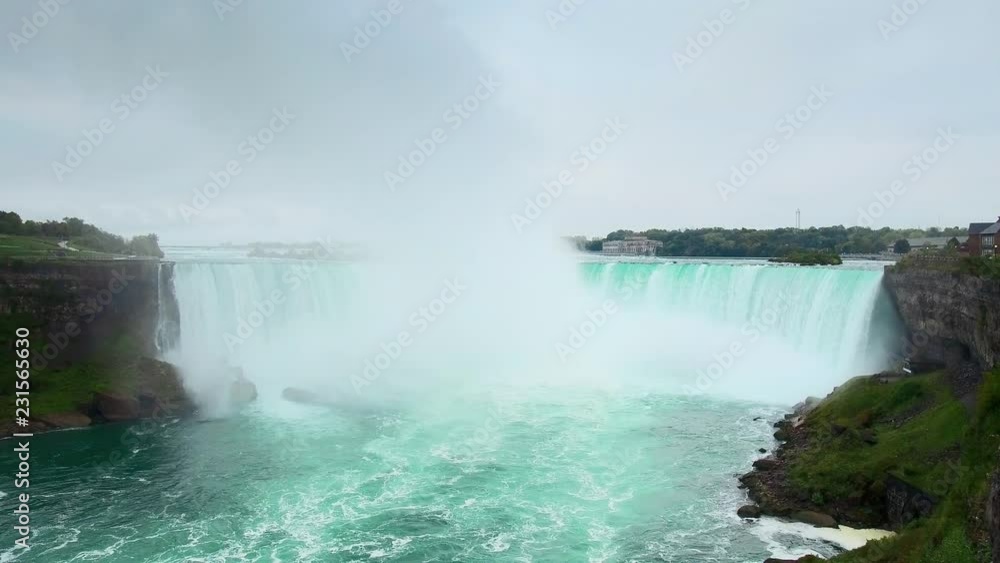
[1,259,899,561]
[5,390,820,562]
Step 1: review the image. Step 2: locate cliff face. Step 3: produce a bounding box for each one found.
[0,259,189,434]
[882,267,1000,371]
[0,260,169,363]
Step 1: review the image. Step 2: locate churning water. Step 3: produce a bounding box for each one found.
[2,255,902,562]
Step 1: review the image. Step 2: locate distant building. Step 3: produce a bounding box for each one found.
[967,217,1000,257]
[601,236,663,256]
[892,236,954,253]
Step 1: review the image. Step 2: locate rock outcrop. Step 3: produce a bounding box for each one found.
[282,387,333,406]
[230,374,258,405]
[0,260,193,437]
[883,267,1000,371]
[93,392,141,421]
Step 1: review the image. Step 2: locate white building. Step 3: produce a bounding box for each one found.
[601,236,663,256]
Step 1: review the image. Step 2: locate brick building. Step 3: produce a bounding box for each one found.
[967,217,1000,257]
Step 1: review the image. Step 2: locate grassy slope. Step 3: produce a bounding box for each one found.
[0,234,126,260]
[0,312,144,417]
[791,370,1000,562]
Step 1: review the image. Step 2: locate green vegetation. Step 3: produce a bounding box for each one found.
[894,239,912,254]
[0,210,162,259]
[768,250,843,266]
[0,313,142,417]
[572,225,967,257]
[788,370,1000,562]
[892,254,1000,281]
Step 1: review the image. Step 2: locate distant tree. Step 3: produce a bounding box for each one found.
[127,234,164,258]
[584,239,603,252]
[893,239,912,254]
[0,211,22,234]
[947,237,960,249]
[62,217,86,237]
[605,230,635,241]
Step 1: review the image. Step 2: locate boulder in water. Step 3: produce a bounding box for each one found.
[93,392,140,421]
[230,374,258,405]
[791,510,838,528]
[752,458,780,471]
[37,412,92,429]
[737,504,761,518]
[281,387,331,406]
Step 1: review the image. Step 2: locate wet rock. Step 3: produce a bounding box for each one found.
[791,510,838,528]
[737,504,761,518]
[230,376,258,405]
[886,475,936,527]
[281,387,331,406]
[36,412,91,430]
[753,458,780,471]
[774,429,790,441]
[758,448,767,454]
[93,393,140,421]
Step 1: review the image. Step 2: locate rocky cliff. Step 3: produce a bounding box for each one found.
[0,259,190,435]
[883,267,1000,372]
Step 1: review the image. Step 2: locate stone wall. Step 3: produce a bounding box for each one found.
[882,267,1000,371]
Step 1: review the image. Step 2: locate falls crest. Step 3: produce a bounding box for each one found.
[161,259,900,408]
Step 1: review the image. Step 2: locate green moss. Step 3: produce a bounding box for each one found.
[26,363,114,413]
[824,368,1000,562]
[0,312,147,417]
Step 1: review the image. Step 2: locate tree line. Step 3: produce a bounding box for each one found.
[573,226,967,257]
[0,210,163,258]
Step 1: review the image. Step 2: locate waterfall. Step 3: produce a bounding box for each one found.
[161,258,902,408]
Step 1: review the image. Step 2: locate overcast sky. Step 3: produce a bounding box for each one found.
[1,0,998,244]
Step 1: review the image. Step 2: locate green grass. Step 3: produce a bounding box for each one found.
[0,313,142,417]
[0,234,131,260]
[0,234,62,257]
[823,369,1000,562]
